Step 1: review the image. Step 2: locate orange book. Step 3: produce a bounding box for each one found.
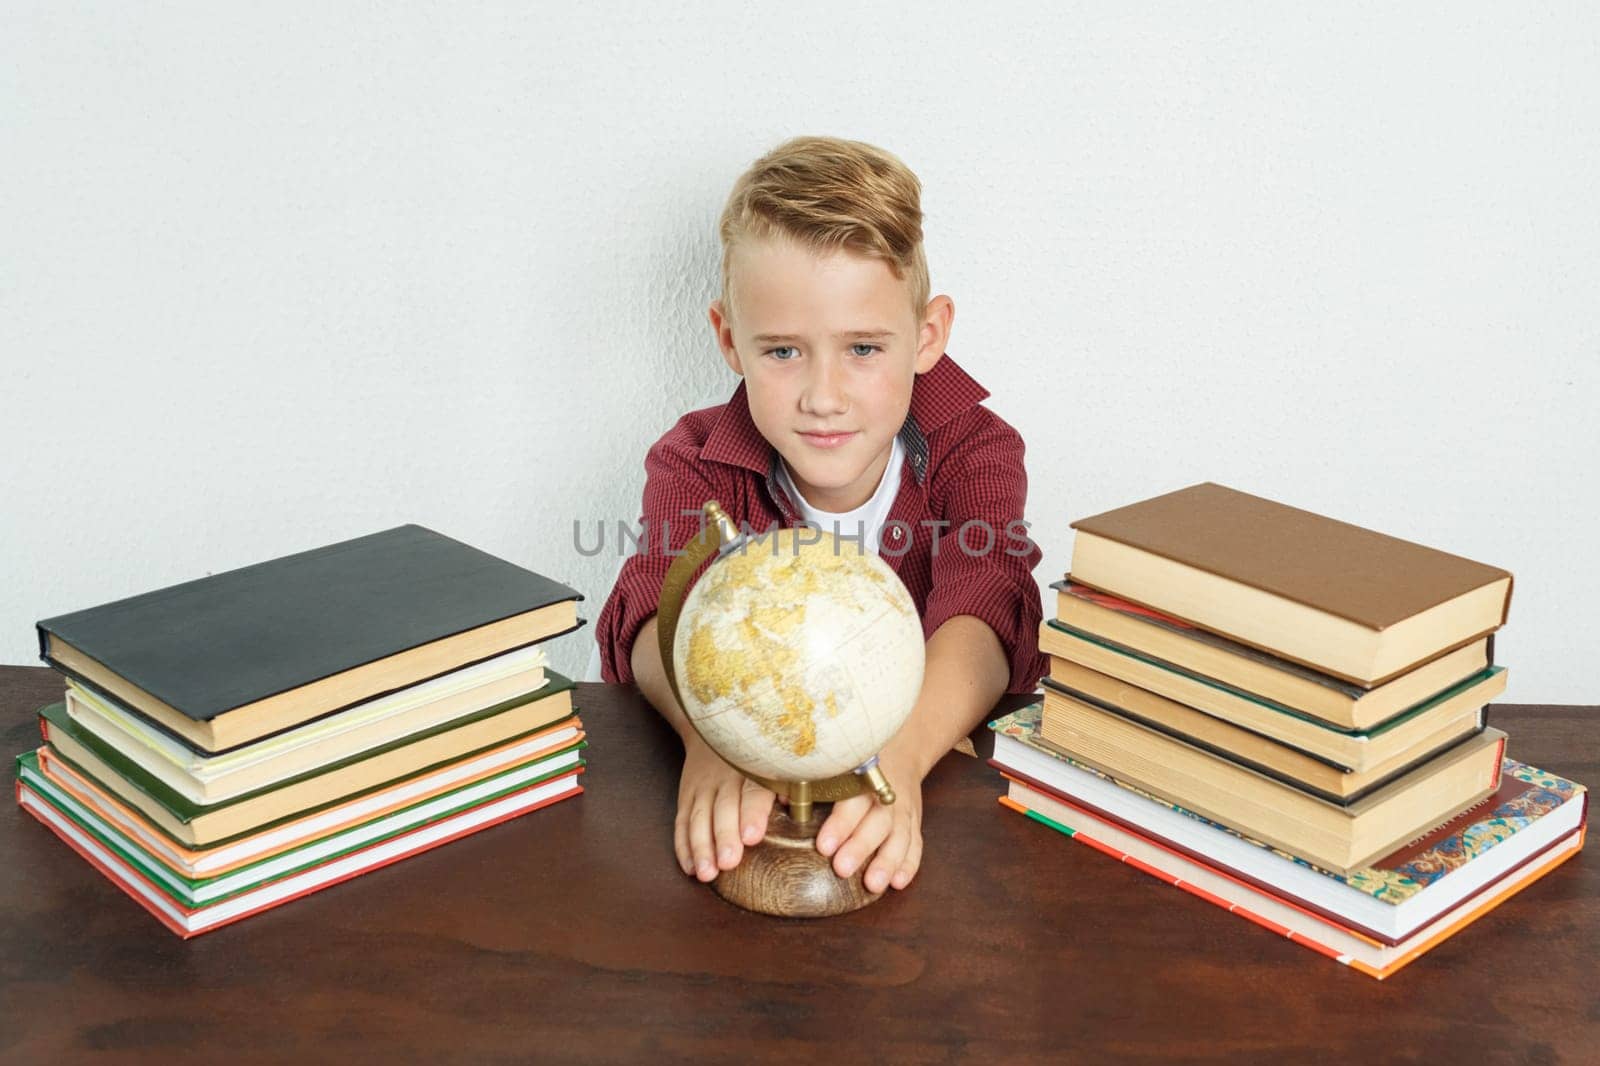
[35,720,584,878]
[990,704,1588,959]
[1000,781,1583,980]
[17,768,583,939]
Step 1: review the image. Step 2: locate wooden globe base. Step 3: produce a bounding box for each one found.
[712,805,882,918]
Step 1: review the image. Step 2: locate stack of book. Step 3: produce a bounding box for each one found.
[15,525,588,938]
[992,483,1588,979]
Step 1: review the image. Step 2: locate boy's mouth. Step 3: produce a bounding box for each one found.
[797,430,857,449]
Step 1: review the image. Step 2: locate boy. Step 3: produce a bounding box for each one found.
[596,135,1047,897]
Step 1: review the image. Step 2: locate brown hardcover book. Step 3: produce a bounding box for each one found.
[1038,687,1506,874]
[1051,580,1492,730]
[1039,670,1486,805]
[1038,619,1503,771]
[1068,483,1513,686]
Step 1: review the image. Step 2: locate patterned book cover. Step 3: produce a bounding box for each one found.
[991,702,1586,905]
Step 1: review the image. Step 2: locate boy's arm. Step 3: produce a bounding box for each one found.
[898,407,1047,751]
[627,614,694,745]
[812,614,1013,895]
[817,408,1045,893]
[595,424,717,688]
[917,408,1049,697]
[592,425,777,879]
[882,614,1010,781]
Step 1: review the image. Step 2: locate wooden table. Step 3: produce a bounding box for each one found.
[1,664,1595,1064]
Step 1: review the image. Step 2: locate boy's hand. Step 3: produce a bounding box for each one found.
[674,736,776,882]
[814,751,924,894]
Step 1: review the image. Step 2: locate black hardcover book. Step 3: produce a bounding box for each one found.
[37,525,584,751]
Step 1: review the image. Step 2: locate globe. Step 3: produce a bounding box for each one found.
[671,526,926,784]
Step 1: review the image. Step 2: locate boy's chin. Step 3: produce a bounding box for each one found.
[785,461,881,506]
[785,451,862,483]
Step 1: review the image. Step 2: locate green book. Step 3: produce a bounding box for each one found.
[1043,620,1500,772]
[37,672,578,847]
[16,743,585,908]
[17,747,588,938]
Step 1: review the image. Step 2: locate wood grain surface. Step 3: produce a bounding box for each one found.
[710,804,882,918]
[1,665,1595,1065]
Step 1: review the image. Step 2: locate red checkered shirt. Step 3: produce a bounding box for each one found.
[595,352,1048,695]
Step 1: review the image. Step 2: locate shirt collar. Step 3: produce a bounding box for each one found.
[698,352,990,489]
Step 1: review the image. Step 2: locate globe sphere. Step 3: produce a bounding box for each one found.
[671,527,925,782]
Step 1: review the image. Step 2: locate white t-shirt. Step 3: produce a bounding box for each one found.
[774,434,905,556]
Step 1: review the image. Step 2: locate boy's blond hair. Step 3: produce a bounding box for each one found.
[717,135,930,328]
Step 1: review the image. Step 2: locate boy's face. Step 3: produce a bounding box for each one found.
[709,236,953,514]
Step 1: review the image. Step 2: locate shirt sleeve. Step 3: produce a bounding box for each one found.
[920,408,1049,695]
[594,426,722,686]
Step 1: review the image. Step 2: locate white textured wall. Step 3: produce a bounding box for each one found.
[2,4,1596,701]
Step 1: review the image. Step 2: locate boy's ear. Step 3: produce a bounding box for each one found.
[914,295,955,374]
[708,299,744,376]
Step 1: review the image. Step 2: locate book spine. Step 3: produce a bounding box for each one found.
[1346,826,1583,981]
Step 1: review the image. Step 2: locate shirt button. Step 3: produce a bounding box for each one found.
[891,528,902,540]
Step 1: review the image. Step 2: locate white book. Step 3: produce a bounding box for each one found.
[66,644,549,803]
[1004,776,1583,980]
[20,745,581,907]
[38,722,582,877]
[993,728,1586,942]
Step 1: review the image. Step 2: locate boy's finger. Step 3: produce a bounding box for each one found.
[815,794,871,858]
[893,826,924,890]
[831,804,892,880]
[673,811,693,876]
[739,782,775,846]
[864,822,911,894]
[687,797,717,882]
[712,782,744,870]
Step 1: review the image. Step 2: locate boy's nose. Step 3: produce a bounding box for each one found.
[800,357,849,415]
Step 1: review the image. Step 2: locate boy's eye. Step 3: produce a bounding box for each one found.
[762,343,880,360]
